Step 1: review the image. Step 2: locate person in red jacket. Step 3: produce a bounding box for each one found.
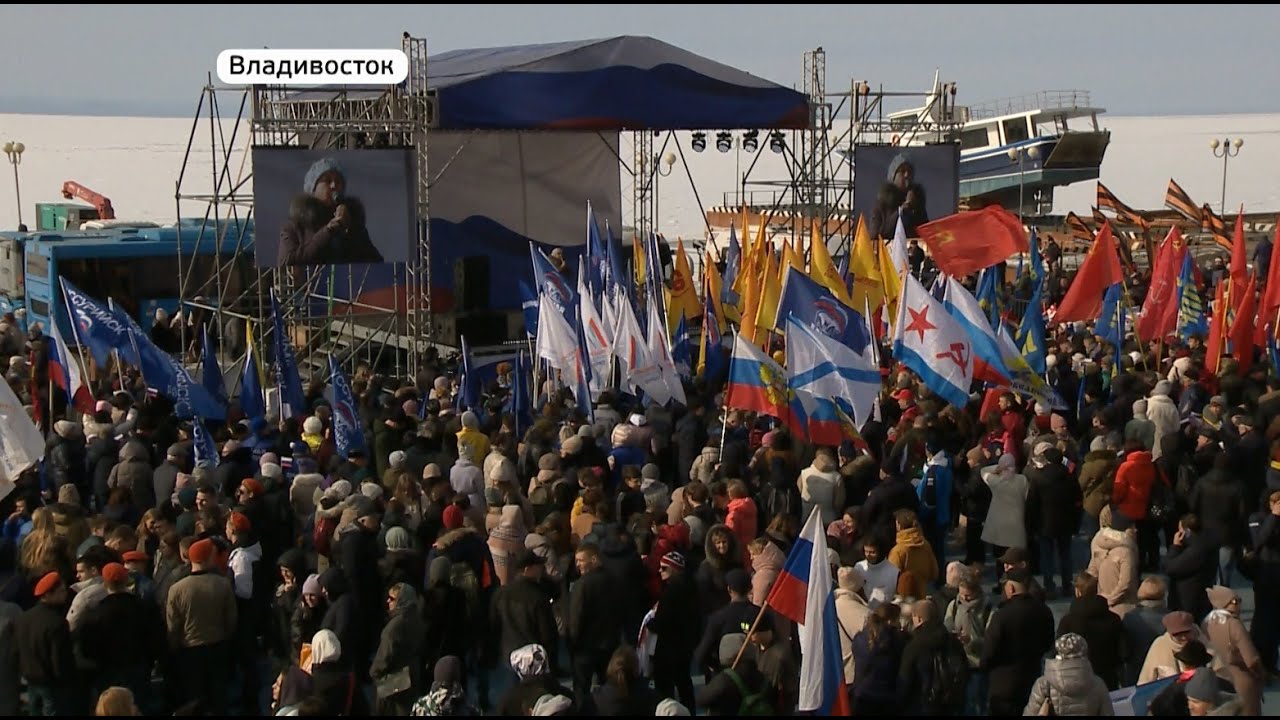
[1112,440,1167,571]
[1112,441,1156,522]
[724,480,758,570]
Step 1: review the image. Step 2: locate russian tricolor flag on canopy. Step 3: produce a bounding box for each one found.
[765,507,851,715]
[49,316,94,413]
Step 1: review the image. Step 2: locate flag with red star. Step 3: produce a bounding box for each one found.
[891,271,974,408]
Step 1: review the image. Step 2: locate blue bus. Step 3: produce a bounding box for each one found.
[0,219,254,339]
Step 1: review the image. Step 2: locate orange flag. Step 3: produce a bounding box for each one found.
[916,205,1029,277]
[1137,227,1186,342]
[1257,221,1280,339]
[1206,281,1228,375]
[1055,221,1124,325]
[1229,273,1257,375]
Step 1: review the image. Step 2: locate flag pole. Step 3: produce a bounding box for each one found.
[730,601,773,670]
[57,279,94,413]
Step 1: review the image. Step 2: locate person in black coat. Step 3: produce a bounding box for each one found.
[1056,572,1129,690]
[898,600,967,716]
[1187,454,1247,585]
[76,562,163,701]
[491,549,560,673]
[693,569,761,678]
[673,406,707,488]
[213,441,256,499]
[87,427,121,511]
[1165,513,1217,622]
[585,645,660,715]
[318,568,367,684]
[980,570,1056,716]
[46,422,88,503]
[860,465,921,552]
[568,544,624,700]
[650,551,701,710]
[1025,446,1083,595]
[14,574,82,716]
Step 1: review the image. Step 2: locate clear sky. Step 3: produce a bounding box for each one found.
[5,4,1278,117]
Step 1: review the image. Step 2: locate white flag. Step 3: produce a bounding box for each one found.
[0,375,44,503]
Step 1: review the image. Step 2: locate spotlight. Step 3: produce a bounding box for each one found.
[769,131,785,154]
[691,131,707,153]
[742,130,759,152]
[716,131,732,153]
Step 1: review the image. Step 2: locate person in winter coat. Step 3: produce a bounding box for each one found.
[568,543,624,699]
[1056,572,1130,690]
[723,480,757,568]
[165,539,237,714]
[1111,443,1156,524]
[860,465,921,551]
[887,510,938,600]
[490,549,559,672]
[1188,453,1247,586]
[1126,399,1157,451]
[1139,610,1207,683]
[47,420,89,500]
[488,505,528,587]
[980,570,1055,715]
[1088,507,1140,617]
[1121,576,1170,685]
[87,423,122,511]
[15,573,81,716]
[1022,633,1115,715]
[371,583,427,714]
[834,566,872,687]
[915,439,954,566]
[1078,436,1120,541]
[800,448,845,528]
[379,526,426,595]
[694,633,768,716]
[308,629,364,715]
[1165,513,1217,621]
[584,645,660,715]
[696,524,744,616]
[1147,381,1181,460]
[1201,585,1263,715]
[77,562,163,703]
[944,578,993,715]
[898,599,967,715]
[290,573,327,660]
[650,551,701,710]
[979,455,1029,568]
[108,440,156,513]
[693,568,762,678]
[850,603,907,714]
[1026,444,1083,596]
[689,439,720,485]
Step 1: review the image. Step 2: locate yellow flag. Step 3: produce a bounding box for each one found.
[878,239,902,332]
[739,249,762,344]
[754,245,783,336]
[782,240,805,276]
[809,222,855,307]
[667,238,703,334]
[849,215,885,313]
[704,251,728,333]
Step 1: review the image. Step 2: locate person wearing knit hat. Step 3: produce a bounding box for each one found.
[659,551,685,571]
[442,504,465,530]
[188,538,215,567]
[559,436,582,457]
[1202,585,1261,714]
[260,452,280,468]
[1023,633,1114,715]
[388,450,406,469]
[1183,666,1241,715]
[423,463,443,481]
[240,478,265,498]
[260,462,283,482]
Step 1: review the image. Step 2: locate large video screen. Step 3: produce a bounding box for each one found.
[252,147,416,267]
[853,144,960,239]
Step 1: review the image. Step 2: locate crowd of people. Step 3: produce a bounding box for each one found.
[0,269,1277,718]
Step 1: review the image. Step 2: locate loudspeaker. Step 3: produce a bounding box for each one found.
[454,256,490,312]
[455,310,509,346]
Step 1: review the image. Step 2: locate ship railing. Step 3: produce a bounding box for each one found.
[966,90,1094,121]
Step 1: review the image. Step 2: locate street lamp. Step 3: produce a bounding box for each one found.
[1007,145,1041,220]
[1209,137,1243,217]
[2,141,24,230]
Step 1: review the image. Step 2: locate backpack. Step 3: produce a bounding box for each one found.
[723,668,774,716]
[1146,469,1177,523]
[925,633,970,713]
[920,465,940,516]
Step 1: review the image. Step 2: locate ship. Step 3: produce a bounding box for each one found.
[885,75,1110,214]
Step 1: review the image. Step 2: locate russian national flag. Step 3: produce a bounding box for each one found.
[765,507,851,716]
[725,334,801,433]
[49,316,94,413]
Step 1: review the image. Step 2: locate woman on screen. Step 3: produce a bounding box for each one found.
[279,157,384,265]
[870,155,929,240]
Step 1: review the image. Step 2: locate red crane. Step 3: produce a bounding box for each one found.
[60,181,116,221]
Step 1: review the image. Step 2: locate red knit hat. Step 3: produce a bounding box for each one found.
[240,478,265,497]
[442,504,464,530]
[121,550,149,563]
[33,571,61,597]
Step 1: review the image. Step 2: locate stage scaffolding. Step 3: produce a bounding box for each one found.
[175,33,436,385]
